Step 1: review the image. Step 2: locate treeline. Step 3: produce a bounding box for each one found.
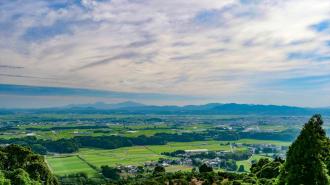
[0,126,19,131]
[0,132,204,154]
[0,133,203,154]
[0,128,298,154]
[208,129,299,141]
[0,137,79,154]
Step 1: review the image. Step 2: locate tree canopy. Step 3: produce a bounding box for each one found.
[278,114,330,185]
[0,144,58,185]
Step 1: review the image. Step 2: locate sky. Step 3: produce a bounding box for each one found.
[1,0,330,108]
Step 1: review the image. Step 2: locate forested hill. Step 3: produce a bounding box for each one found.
[2,102,330,115]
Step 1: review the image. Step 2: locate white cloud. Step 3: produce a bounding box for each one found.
[1,0,330,106]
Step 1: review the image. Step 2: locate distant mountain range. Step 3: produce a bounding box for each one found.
[65,101,145,109]
[2,101,330,116]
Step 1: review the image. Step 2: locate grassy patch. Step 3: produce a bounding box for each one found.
[46,155,98,177]
[79,146,162,167]
[233,139,291,146]
[165,165,192,172]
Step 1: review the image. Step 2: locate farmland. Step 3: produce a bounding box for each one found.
[45,139,290,176]
[46,141,232,176]
[46,155,98,176]
[0,113,303,179]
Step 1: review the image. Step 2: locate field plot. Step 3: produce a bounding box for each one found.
[46,155,98,176]
[233,139,291,146]
[165,165,192,172]
[148,141,233,154]
[79,146,162,167]
[121,128,176,137]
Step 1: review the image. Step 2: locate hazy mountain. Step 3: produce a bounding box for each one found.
[1,102,330,115]
[56,102,328,115]
[65,101,146,109]
[210,103,310,115]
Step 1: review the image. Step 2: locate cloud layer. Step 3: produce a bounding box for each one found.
[1,0,330,107]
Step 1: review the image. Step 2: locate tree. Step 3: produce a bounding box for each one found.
[226,159,238,171]
[31,144,47,155]
[100,166,120,180]
[251,158,271,174]
[238,165,245,172]
[278,114,330,185]
[153,166,165,175]
[0,171,10,185]
[255,161,281,179]
[137,166,144,174]
[7,168,40,185]
[0,145,58,185]
[199,164,213,173]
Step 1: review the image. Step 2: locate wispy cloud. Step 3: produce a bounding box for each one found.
[1,0,330,106]
[0,73,54,80]
[0,83,198,101]
[73,52,140,71]
[0,65,24,69]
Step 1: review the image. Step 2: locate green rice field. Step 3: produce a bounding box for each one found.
[46,139,290,176]
[46,155,98,176]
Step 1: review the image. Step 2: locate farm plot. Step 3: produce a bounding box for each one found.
[79,146,163,167]
[78,141,237,167]
[46,155,98,176]
[234,139,291,146]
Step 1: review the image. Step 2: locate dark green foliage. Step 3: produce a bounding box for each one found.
[251,158,271,174]
[199,164,213,173]
[226,159,238,171]
[30,144,47,155]
[117,169,279,184]
[238,165,245,172]
[137,166,144,174]
[278,114,330,185]
[153,166,165,175]
[258,178,274,185]
[255,161,281,179]
[232,181,242,185]
[101,165,120,180]
[0,171,11,185]
[242,174,257,184]
[0,136,79,154]
[0,144,58,185]
[44,138,79,153]
[59,173,106,185]
[6,168,40,185]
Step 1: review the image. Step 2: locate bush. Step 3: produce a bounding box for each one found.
[199,164,213,173]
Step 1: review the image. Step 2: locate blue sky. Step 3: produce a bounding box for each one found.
[1,0,330,108]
